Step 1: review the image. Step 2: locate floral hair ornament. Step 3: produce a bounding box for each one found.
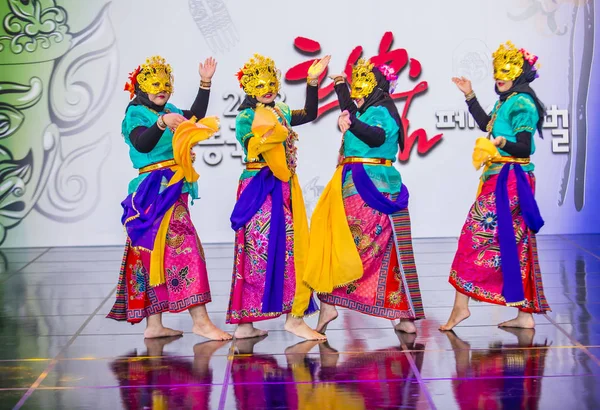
[520,48,541,79]
[378,64,398,93]
[124,66,142,100]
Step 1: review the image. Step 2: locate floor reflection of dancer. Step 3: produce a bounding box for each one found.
[441,41,550,331]
[305,59,424,335]
[107,56,230,341]
[110,337,227,409]
[227,54,330,341]
[445,329,549,409]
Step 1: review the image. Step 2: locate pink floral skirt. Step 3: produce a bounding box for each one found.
[449,171,550,313]
[318,193,425,320]
[107,194,211,323]
[226,178,296,324]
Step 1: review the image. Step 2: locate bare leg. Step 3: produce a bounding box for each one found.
[316,301,338,333]
[233,323,269,339]
[285,315,327,340]
[439,291,471,331]
[189,305,232,340]
[144,313,184,339]
[394,319,417,334]
[498,309,535,329]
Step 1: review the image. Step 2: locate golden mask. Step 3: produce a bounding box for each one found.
[137,55,174,95]
[492,41,524,82]
[237,54,280,98]
[350,58,376,99]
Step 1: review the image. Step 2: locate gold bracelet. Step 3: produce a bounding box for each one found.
[307,77,318,87]
[499,137,507,149]
[200,80,211,89]
[157,115,167,130]
[465,91,476,101]
[333,76,345,85]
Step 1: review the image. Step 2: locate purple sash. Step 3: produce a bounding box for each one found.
[495,163,544,305]
[343,163,409,214]
[121,168,183,250]
[231,168,318,315]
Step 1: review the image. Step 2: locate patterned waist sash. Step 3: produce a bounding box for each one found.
[495,162,544,306]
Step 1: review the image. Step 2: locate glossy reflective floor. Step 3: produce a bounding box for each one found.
[1,234,599,409]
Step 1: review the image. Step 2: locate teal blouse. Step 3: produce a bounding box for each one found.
[485,93,538,179]
[121,103,198,198]
[342,105,402,198]
[235,102,293,181]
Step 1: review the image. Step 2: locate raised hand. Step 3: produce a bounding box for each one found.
[452,76,473,96]
[307,55,331,79]
[199,57,217,81]
[338,110,351,133]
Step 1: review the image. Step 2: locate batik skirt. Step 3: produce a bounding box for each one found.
[449,171,550,313]
[318,192,425,320]
[107,194,212,323]
[226,178,297,324]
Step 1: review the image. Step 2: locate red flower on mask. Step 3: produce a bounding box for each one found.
[124,66,142,99]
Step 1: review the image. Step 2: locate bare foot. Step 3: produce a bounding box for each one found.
[192,323,232,341]
[234,323,269,339]
[395,330,417,351]
[498,311,535,329]
[144,326,184,339]
[394,319,417,334]
[234,335,268,355]
[285,317,327,340]
[318,341,340,368]
[284,340,323,366]
[193,340,230,356]
[439,306,471,331]
[143,335,182,356]
[316,302,338,334]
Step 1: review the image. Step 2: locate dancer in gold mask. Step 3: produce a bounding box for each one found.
[227,53,330,340]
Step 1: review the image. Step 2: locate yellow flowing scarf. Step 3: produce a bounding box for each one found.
[148,116,219,287]
[248,106,311,316]
[303,165,363,293]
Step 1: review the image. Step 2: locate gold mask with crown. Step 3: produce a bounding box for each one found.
[237,54,280,98]
[350,58,376,99]
[137,56,174,95]
[492,41,524,82]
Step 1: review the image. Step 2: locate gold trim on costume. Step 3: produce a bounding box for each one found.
[341,157,392,166]
[139,159,177,175]
[491,157,530,165]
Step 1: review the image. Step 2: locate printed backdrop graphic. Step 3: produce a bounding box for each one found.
[0,0,598,248]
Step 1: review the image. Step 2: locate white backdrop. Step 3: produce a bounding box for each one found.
[3,0,599,248]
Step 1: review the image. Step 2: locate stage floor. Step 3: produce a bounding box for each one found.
[1,234,599,409]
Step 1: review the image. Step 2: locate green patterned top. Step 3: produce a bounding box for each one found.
[122,103,197,198]
[342,105,402,198]
[484,93,538,180]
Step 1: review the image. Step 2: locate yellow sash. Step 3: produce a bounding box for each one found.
[303,164,363,293]
[472,137,530,197]
[148,116,219,287]
[248,106,311,315]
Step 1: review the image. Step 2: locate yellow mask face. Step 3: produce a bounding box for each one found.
[137,56,174,95]
[237,54,280,98]
[350,58,376,99]
[492,41,524,82]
